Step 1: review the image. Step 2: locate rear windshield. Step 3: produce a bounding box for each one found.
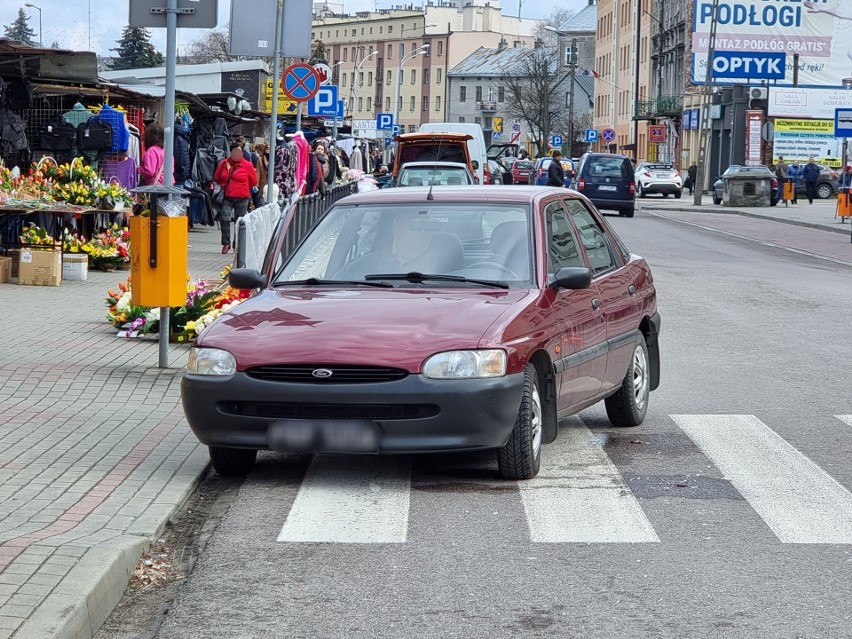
[587,157,632,180]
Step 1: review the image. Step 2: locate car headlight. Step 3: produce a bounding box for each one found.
[187,348,237,376]
[422,350,506,379]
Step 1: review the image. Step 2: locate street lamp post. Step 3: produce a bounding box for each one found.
[24,3,42,48]
[347,51,379,125]
[393,22,437,132]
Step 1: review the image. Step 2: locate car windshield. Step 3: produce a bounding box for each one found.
[276,202,534,288]
[398,167,470,186]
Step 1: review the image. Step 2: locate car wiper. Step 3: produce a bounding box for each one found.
[273,277,393,288]
[364,272,509,289]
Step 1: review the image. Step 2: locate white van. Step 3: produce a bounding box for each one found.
[419,122,487,184]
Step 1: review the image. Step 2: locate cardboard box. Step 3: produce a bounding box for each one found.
[6,249,20,279]
[18,249,62,287]
[0,256,11,283]
[62,253,88,281]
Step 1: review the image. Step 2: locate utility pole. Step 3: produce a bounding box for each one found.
[693,0,721,206]
[567,38,577,157]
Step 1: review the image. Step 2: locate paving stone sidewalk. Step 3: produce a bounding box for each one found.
[0,224,228,639]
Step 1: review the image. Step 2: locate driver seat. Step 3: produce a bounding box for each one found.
[489,221,531,280]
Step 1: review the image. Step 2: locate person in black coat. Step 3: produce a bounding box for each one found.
[547,150,566,187]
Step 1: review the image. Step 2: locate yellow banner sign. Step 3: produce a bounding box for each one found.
[773,119,834,133]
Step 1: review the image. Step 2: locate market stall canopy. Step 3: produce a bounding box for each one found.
[0,38,99,83]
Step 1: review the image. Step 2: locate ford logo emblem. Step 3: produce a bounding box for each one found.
[312,368,333,378]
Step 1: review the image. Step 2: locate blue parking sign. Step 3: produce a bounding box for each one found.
[376,113,394,130]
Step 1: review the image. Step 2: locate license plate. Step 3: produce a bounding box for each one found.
[268,420,381,453]
[599,185,617,191]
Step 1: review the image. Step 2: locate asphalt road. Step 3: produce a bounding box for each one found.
[98,208,852,639]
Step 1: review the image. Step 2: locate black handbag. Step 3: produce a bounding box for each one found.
[39,118,77,151]
[76,119,113,151]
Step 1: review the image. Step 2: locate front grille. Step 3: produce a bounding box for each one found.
[229,402,438,421]
[247,365,409,384]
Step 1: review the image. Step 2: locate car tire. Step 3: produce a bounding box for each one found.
[817,182,833,199]
[209,446,257,476]
[674,191,682,199]
[498,364,542,480]
[604,334,650,427]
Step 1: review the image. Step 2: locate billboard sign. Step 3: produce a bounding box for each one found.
[768,87,852,120]
[692,0,849,87]
[771,119,843,167]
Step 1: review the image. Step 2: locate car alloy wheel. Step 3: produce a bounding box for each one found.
[498,364,542,479]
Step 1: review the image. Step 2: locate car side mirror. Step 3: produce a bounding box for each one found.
[548,267,592,290]
[228,268,265,290]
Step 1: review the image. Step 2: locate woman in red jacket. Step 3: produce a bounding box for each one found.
[214,142,258,253]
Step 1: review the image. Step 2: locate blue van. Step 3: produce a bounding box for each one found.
[574,153,636,217]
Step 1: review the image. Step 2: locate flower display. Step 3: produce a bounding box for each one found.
[105,270,250,340]
[19,223,56,248]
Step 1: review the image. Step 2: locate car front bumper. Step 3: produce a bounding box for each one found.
[181,371,526,454]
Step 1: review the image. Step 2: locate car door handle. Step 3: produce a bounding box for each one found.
[591,298,601,310]
[628,285,637,295]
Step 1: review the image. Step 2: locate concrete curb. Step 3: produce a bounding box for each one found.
[640,204,852,236]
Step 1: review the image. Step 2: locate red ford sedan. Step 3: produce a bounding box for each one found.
[181,186,661,480]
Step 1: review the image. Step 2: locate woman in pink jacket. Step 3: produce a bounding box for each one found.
[137,123,172,186]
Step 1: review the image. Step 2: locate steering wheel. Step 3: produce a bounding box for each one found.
[465,261,519,278]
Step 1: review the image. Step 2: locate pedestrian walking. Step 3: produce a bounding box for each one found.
[686,163,697,195]
[786,160,802,205]
[547,150,566,187]
[802,156,821,204]
[214,142,258,254]
[774,155,788,203]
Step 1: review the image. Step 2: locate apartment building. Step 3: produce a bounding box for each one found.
[311,1,540,133]
[592,0,654,162]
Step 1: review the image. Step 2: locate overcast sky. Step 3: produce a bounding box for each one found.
[1,0,586,56]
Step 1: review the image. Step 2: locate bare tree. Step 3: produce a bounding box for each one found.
[186,27,240,63]
[502,47,571,156]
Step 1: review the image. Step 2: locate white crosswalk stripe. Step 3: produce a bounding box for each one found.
[275,414,852,545]
[672,414,852,544]
[278,455,411,543]
[520,417,659,543]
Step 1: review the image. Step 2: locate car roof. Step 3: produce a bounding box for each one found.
[332,184,570,206]
[399,161,472,170]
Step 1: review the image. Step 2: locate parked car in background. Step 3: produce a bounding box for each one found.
[182,185,661,480]
[634,163,683,198]
[712,165,778,206]
[512,159,534,184]
[574,153,636,217]
[487,159,513,185]
[394,162,475,187]
[530,156,574,188]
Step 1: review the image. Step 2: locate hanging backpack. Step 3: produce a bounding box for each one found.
[0,109,29,154]
[39,117,77,152]
[76,118,113,151]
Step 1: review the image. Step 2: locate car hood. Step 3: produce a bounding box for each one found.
[197,288,534,371]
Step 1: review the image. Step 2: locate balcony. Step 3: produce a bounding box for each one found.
[634,95,682,120]
[476,100,497,112]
